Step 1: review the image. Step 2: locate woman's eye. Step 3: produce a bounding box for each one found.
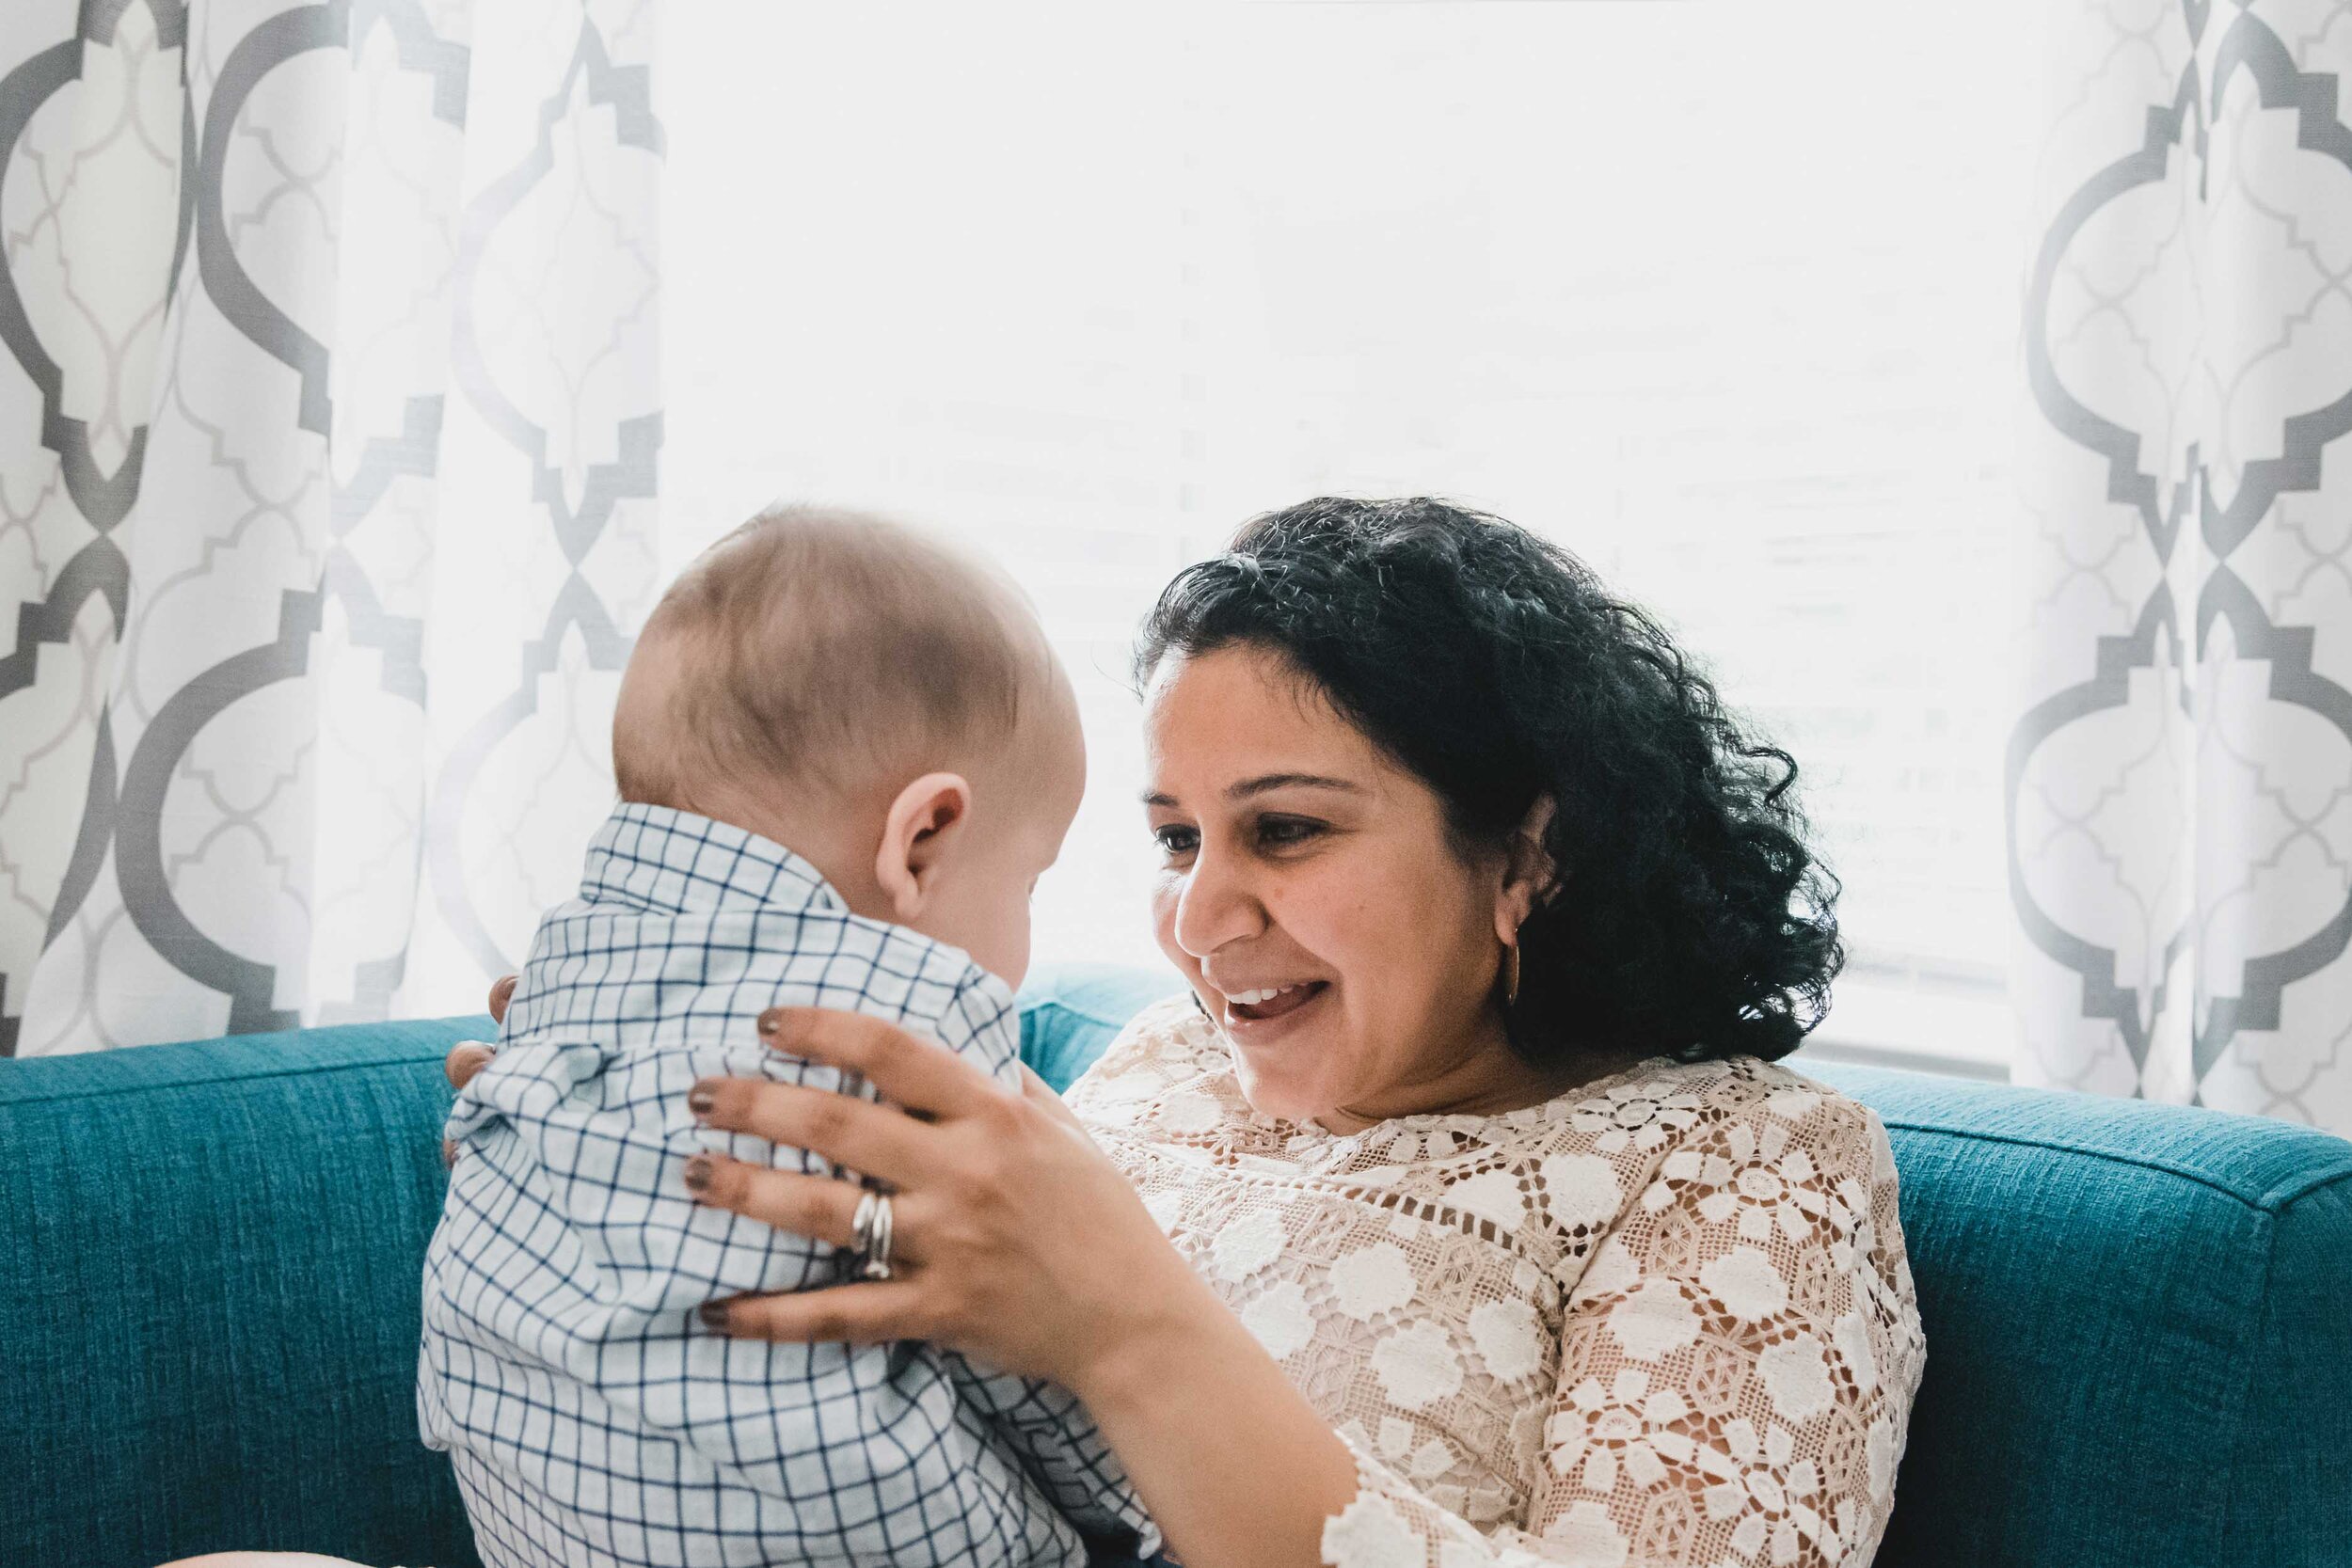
[1256,816,1324,848]
[1153,825,1200,856]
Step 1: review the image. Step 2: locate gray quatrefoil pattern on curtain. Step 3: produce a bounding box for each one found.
[0,0,663,1055]
[2011,0,2352,1132]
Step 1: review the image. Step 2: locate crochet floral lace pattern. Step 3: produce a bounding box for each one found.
[1066,999,1926,1568]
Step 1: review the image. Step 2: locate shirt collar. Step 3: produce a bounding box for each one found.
[580,802,850,916]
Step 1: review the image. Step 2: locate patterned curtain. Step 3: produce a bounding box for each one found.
[0,0,661,1055]
[2010,0,2352,1132]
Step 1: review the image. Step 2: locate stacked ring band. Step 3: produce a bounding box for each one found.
[850,1188,895,1281]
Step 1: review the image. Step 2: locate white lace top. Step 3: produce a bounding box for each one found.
[1064,998,1927,1568]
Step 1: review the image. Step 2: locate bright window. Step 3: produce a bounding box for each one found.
[664,1,2042,1073]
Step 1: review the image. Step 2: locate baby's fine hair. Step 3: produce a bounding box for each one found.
[613,504,1051,809]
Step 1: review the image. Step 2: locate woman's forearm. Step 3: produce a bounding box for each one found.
[1076,1270,1362,1568]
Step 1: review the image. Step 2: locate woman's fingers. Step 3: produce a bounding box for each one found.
[692,1078,933,1186]
[443,1040,500,1164]
[445,1040,497,1091]
[756,1006,1007,1121]
[487,973,517,1024]
[683,1157,874,1252]
[706,1280,933,1346]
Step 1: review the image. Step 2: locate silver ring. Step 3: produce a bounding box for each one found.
[850,1188,895,1281]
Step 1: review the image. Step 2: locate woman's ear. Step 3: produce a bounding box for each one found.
[874,772,974,922]
[1493,793,1559,945]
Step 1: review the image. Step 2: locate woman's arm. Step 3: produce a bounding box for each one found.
[1077,1274,1362,1568]
[1015,1077,1368,1568]
[686,1006,1362,1568]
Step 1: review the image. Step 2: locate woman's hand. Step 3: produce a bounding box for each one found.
[685,1006,1213,1398]
[439,974,516,1165]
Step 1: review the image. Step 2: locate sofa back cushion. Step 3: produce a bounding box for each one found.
[1792,1061,2352,1568]
[0,1016,495,1568]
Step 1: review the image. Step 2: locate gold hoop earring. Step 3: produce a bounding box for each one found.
[1503,941,1521,1007]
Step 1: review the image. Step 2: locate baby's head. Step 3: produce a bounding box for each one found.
[612,504,1085,986]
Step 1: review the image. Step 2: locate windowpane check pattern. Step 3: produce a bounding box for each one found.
[419,803,1156,1568]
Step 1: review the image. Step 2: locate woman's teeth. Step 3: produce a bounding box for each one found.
[1223,981,1326,1023]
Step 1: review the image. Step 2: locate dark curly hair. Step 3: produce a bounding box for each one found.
[1133,496,1842,1069]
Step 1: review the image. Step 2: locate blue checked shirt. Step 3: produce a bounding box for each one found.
[419,803,1157,1568]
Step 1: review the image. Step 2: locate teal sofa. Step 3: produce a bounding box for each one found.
[5,963,2349,1568]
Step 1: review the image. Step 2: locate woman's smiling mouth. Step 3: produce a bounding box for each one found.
[1221,980,1330,1027]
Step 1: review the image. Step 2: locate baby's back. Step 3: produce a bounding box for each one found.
[418,804,1147,1568]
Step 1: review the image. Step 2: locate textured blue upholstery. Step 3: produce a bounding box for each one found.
[0,1014,498,1568]
[1791,1061,2352,1568]
[4,965,2348,1568]
[1014,963,1184,1094]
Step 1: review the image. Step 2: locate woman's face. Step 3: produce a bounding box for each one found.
[1142,643,1544,1130]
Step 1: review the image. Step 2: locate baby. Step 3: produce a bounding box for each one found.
[418,507,1155,1568]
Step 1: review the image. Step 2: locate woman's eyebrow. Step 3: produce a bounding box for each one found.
[1140,773,1360,808]
[1229,773,1360,800]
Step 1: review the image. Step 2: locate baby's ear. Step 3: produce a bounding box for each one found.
[873,771,974,920]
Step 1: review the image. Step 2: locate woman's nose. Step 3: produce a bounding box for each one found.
[1169,843,1266,958]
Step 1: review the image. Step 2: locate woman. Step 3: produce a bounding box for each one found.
[590,495,1925,1568]
[221,496,1926,1568]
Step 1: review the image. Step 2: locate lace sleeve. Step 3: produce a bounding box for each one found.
[1320,1085,1926,1568]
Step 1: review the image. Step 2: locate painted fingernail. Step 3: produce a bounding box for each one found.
[682,1155,714,1194]
[687,1083,716,1116]
[699,1300,730,1329]
[757,1008,783,1037]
